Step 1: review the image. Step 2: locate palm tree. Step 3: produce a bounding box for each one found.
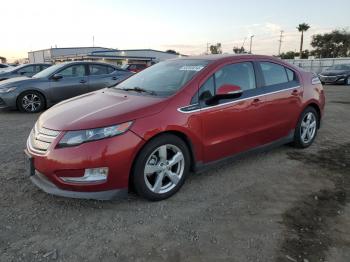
[297,23,310,58]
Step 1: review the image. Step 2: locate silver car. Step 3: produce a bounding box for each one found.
[0,61,133,113]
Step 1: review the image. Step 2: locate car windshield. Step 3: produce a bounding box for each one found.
[32,64,61,78]
[329,64,350,70]
[120,64,129,69]
[114,59,209,96]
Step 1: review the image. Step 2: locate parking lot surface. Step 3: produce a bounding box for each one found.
[0,85,349,262]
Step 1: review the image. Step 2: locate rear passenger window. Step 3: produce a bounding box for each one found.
[286,68,298,82]
[107,66,115,74]
[260,62,288,86]
[89,65,109,75]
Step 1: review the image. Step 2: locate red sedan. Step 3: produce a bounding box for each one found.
[25,55,325,201]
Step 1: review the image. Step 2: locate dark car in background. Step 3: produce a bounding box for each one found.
[0,63,51,81]
[121,63,148,73]
[0,63,12,69]
[318,64,350,85]
[0,61,132,113]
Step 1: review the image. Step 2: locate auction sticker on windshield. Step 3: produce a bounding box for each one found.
[179,65,205,71]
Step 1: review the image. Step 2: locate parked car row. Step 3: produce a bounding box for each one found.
[0,61,133,112]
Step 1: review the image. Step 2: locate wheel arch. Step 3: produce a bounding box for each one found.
[128,130,197,190]
[304,102,321,128]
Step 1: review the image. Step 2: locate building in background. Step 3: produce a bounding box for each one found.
[0,56,6,63]
[28,47,112,64]
[28,47,182,65]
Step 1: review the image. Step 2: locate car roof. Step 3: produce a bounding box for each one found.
[56,61,116,66]
[176,54,280,61]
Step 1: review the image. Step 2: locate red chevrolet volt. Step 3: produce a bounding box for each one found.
[25,55,325,201]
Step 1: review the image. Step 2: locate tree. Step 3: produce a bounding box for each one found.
[210,43,222,54]
[233,46,246,54]
[311,29,350,58]
[280,51,298,59]
[297,23,310,58]
[165,49,179,55]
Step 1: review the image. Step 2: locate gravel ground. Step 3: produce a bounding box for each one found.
[0,85,349,262]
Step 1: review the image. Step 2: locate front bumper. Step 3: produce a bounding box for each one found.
[0,91,18,109]
[26,130,144,200]
[319,75,347,84]
[31,171,128,200]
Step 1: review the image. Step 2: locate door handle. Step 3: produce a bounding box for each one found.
[252,98,261,104]
[291,89,299,96]
[79,79,87,84]
[112,76,118,80]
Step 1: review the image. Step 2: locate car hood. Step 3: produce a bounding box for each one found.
[0,76,34,86]
[320,70,349,76]
[38,89,169,131]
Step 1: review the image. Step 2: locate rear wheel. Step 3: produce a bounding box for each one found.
[292,107,319,148]
[132,134,190,201]
[17,91,45,113]
[346,77,350,85]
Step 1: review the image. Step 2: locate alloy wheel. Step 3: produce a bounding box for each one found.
[300,112,317,144]
[22,94,41,112]
[144,144,185,194]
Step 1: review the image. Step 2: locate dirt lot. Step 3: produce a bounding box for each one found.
[0,85,349,262]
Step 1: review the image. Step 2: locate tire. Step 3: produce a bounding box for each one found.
[132,134,190,201]
[345,77,350,86]
[17,91,45,113]
[292,107,319,148]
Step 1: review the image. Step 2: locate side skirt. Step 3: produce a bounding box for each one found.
[194,130,295,173]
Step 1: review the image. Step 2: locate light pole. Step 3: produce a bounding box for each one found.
[249,35,254,54]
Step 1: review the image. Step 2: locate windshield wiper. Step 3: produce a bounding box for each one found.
[117,86,157,96]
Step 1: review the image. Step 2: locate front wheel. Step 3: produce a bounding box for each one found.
[292,107,319,148]
[132,134,190,201]
[17,91,45,113]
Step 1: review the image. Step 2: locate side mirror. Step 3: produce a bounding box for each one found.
[52,73,63,80]
[216,84,243,98]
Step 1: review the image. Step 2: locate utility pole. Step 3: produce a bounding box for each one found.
[278,30,284,56]
[249,35,254,54]
[93,36,95,47]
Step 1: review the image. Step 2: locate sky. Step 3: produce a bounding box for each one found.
[1,0,349,61]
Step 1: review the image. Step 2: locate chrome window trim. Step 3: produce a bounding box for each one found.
[177,86,301,114]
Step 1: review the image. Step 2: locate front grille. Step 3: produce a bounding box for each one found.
[28,123,60,154]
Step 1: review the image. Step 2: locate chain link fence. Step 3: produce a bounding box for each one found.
[284,58,350,73]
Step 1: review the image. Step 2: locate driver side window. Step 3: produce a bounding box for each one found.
[194,62,256,105]
[58,65,86,77]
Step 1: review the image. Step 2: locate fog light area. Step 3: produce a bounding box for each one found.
[60,167,108,183]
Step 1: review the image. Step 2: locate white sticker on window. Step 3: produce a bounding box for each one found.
[179,65,204,72]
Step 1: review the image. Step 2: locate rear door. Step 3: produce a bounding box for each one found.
[49,64,89,102]
[87,64,121,91]
[255,61,302,144]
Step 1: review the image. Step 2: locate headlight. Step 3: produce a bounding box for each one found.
[0,87,16,93]
[58,121,133,148]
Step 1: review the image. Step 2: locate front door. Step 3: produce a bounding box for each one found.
[197,61,265,162]
[49,64,89,103]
